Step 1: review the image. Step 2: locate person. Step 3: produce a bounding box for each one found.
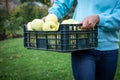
[44,0,120,80]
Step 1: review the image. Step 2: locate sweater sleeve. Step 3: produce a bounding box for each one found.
[97,1,120,31]
[48,0,75,19]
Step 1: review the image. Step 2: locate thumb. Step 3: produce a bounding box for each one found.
[42,16,46,22]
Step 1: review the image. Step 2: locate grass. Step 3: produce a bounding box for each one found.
[0,38,73,80]
[0,38,120,80]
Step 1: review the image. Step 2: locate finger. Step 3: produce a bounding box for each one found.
[81,21,89,29]
[88,23,94,29]
[82,23,93,30]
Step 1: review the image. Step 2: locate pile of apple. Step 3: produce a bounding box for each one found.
[27,14,59,31]
[27,14,82,31]
[61,19,82,31]
[61,19,79,24]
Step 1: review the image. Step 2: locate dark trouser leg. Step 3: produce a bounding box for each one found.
[71,49,118,80]
[71,50,96,80]
[96,49,118,80]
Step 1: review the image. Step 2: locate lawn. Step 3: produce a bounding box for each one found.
[0,38,120,80]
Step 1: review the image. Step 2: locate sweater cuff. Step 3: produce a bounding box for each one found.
[48,8,63,19]
[97,14,106,27]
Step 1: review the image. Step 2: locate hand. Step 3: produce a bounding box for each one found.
[80,15,99,29]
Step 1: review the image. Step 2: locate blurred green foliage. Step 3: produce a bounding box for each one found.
[0,0,75,40]
[0,9,8,40]
[2,2,48,39]
[8,2,48,25]
[20,0,51,6]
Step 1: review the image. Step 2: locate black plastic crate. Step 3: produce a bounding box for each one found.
[24,24,98,52]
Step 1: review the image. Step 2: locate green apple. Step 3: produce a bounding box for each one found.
[70,34,76,49]
[45,14,58,24]
[61,19,75,24]
[61,20,69,24]
[27,22,33,31]
[42,21,58,31]
[79,33,87,38]
[31,19,44,31]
